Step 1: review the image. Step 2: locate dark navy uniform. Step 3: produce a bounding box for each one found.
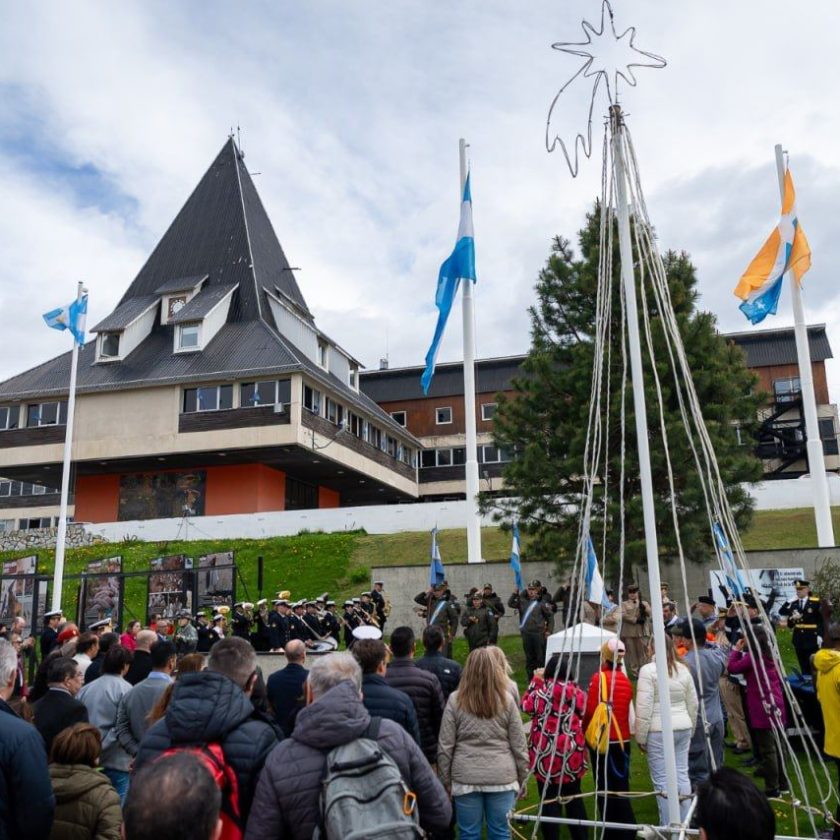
[267,609,290,651]
[40,625,59,659]
[343,605,359,648]
[322,609,341,643]
[231,607,251,641]
[779,580,823,676]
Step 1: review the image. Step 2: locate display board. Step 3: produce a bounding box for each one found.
[118,470,206,520]
[79,556,123,630]
[710,566,805,620]
[196,551,235,611]
[0,555,40,637]
[147,554,193,621]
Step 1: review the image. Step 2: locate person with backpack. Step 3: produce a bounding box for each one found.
[244,652,452,840]
[134,636,281,831]
[437,647,529,840]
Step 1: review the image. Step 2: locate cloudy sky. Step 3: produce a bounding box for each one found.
[1,1,839,400]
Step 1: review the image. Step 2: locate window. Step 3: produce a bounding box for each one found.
[27,401,67,427]
[303,385,322,415]
[773,377,801,404]
[349,364,359,391]
[0,481,10,497]
[481,403,497,421]
[367,425,382,449]
[734,425,747,446]
[100,333,121,358]
[480,445,511,463]
[421,450,436,468]
[386,436,398,458]
[390,411,407,427]
[178,324,200,350]
[240,379,290,408]
[400,446,413,465]
[317,340,328,369]
[326,398,344,427]
[452,447,466,465]
[32,484,46,496]
[436,407,453,425]
[182,385,233,413]
[348,412,364,438]
[820,418,839,456]
[0,520,15,533]
[285,477,318,511]
[0,405,18,430]
[437,449,452,467]
[20,517,52,530]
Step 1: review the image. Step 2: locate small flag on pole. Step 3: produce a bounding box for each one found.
[509,523,524,590]
[713,522,745,598]
[429,527,445,587]
[584,534,611,609]
[43,294,88,345]
[420,172,476,394]
[733,168,811,324]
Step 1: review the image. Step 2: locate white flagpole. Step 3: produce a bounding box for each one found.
[460,138,483,564]
[51,281,85,612]
[610,105,681,826]
[774,144,835,547]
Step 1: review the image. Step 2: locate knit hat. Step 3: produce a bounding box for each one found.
[601,638,625,662]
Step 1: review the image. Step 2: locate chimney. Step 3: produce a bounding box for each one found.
[379,358,389,370]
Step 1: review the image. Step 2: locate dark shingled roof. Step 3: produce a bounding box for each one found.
[360,355,526,402]
[170,283,238,324]
[90,295,158,333]
[724,324,832,367]
[154,275,208,295]
[0,138,415,443]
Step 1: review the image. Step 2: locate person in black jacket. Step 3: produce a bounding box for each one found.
[40,610,62,659]
[124,630,156,686]
[135,636,281,822]
[416,624,462,701]
[385,626,445,764]
[82,631,119,684]
[0,638,55,840]
[32,656,88,756]
[265,640,308,735]
[353,638,421,745]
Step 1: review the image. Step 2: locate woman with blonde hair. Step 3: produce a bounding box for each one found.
[437,646,529,839]
[486,643,520,705]
[48,722,122,840]
[635,634,698,826]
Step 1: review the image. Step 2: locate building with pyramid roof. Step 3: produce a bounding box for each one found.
[0,138,420,523]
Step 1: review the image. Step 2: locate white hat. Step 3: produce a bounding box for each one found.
[352,625,382,641]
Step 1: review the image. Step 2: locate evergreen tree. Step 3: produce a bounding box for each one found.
[490,205,764,577]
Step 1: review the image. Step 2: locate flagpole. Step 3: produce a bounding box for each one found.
[774,144,835,547]
[51,281,85,612]
[459,138,483,565]
[611,104,681,827]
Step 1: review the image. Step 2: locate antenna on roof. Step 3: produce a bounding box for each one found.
[237,124,244,159]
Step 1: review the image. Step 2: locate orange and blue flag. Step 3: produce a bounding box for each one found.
[734,168,811,324]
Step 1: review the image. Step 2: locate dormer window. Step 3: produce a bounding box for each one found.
[349,364,359,391]
[177,324,200,351]
[317,340,328,369]
[100,333,121,359]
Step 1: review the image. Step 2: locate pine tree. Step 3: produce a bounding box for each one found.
[490,204,764,578]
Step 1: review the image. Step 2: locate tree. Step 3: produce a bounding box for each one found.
[489,204,764,579]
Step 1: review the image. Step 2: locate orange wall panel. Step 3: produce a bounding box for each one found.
[206,464,286,515]
[319,486,340,508]
[74,474,120,523]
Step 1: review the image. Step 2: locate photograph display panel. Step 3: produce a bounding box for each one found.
[0,555,38,637]
[79,556,123,630]
[118,470,206,520]
[147,554,193,621]
[197,551,235,611]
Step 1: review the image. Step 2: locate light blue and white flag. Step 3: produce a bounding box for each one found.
[420,173,476,394]
[584,534,611,610]
[509,523,524,591]
[429,527,445,587]
[43,295,88,345]
[713,522,746,598]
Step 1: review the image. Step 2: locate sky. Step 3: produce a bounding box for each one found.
[1,1,840,401]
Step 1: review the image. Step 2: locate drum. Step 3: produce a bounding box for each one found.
[308,637,339,654]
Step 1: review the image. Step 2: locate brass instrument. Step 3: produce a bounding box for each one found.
[383,597,392,618]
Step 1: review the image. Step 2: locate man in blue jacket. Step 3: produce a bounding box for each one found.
[266,639,308,735]
[0,638,54,840]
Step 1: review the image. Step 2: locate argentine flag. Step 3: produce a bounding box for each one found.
[429,527,445,587]
[734,168,811,324]
[713,522,745,598]
[43,295,88,345]
[420,173,476,394]
[509,523,524,590]
[584,534,611,609]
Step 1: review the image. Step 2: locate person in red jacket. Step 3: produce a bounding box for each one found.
[583,638,636,840]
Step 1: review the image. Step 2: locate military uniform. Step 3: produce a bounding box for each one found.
[40,613,61,658]
[371,583,388,633]
[231,606,251,641]
[322,606,341,644]
[461,602,493,650]
[508,581,555,680]
[779,580,823,676]
[620,592,651,677]
[268,605,291,651]
[414,589,460,658]
[343,603,360,648]
[482,587,505,644]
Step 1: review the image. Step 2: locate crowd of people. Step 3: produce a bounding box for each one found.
[0,571,834,840]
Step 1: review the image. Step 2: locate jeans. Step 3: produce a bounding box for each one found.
[688,718,725,787]
[454,790,516,840]
[536,778,588,840]
[646,729,692,827]
[103,768,130,805]
[590,743,636,840]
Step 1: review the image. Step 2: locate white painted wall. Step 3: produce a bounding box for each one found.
[749,473,840,509]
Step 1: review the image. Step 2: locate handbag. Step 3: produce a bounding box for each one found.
[585,672,624,754]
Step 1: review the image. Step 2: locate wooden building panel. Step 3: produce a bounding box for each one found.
[178,405,291,434]
[0,425,67,449]
[752,362,829,406]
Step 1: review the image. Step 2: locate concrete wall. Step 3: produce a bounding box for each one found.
[749,474,840,509]
[369,559,560,639]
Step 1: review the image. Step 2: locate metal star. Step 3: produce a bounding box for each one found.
[546,0,666,176]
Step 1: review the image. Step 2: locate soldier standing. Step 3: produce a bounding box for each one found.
[481,583,505,644]
[461,592,493,650]
[231,602,251,641]
[371,580,388,633]
[267,599,291,652]
[414,584,459,659]
[620,584,651,677]
[342,600,359,648]
[508,579,554,680]
[779,579,823,677]
[40,610,62,658]
[322,601,341,644]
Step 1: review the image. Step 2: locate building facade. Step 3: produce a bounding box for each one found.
[0,139,421,525]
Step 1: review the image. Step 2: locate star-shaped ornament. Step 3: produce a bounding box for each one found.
[546,0,666,176]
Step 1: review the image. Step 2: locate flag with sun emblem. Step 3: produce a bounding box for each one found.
[734,168,811,324]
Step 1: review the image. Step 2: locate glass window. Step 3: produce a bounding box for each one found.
[32,484,46,496]
[26,401,66,427]
[387,436,398,457]
[326,399,344,426]
[348,412,363,437]
[179,324,200,350]
[390,411,407,427]
[368,426,382,448]
[481,445,501,463]
[218,385,232,410]
[452,447,466,465]
[349,365,359,390]
[819,418,836,440]
[183,389,197,413]
[182,385,232,413]
[277,379,291,405]
[303,385,321,414]
[437,449,452,467]
[436,407,453,424]
[0,406,9,430]
[0,520,14,533]
[241,381,276,407]
[481,403,497,421]
[0,481,10,497]
[773,377,801,403]
[317,341,328,368]
[196,387,219,411]
[421,450,435,468]
[100,333,120,358]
